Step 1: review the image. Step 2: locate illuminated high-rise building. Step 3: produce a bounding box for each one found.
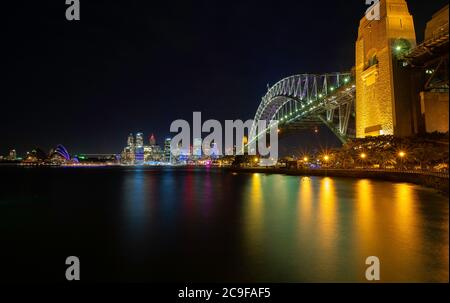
[127,133,134,148]
[211,142,219,159]
[193,138,202,158]
[121,146,135,165]
[135,132,144,165]
[149,134,156,146]
[152,145,163,161]
[144,146,152,162]
[121,133,135,165]
[164,138,172,164]
[144,144,163,163]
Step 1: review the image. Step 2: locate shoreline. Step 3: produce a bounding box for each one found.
[227,167,450,195]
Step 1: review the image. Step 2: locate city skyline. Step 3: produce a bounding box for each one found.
[2,0,448,155]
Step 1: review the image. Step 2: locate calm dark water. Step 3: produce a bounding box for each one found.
[0,166,448,282]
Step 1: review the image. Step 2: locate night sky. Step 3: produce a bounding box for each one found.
[3,0,448,155]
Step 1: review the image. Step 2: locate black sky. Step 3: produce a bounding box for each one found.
[2,0,448,155]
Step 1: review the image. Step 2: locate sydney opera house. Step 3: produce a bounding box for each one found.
[21,144,79,165]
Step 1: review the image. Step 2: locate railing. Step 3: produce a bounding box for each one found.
[316,168,449,179]
[248,166,449,179]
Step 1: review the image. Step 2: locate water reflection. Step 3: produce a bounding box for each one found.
[297,177,313,240]
[244,174,265,258]
[202,172,213,218]
[351,179,378,279]
[242,174,449,282]
[318,177,337,256]
[122,168,150,234]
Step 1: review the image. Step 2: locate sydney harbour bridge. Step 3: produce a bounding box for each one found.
[250,1,448,146]
[250,73,356,144]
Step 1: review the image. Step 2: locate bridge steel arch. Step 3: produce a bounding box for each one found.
[250,73,356,144]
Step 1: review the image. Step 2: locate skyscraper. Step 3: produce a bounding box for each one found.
[193,138,202,159]
[211,142,219,159]
[164,138,172,164]
[135,132,144,165]
[127,133,134,148]
[149,134,156,146]
[121,133,135,165]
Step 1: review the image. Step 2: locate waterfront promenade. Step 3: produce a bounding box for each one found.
[229,167,449,194]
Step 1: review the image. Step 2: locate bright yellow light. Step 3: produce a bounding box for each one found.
[360,153,367,159]
[254,157,259,163]
[303,157,309,162]
[323,155,330,162]
[398,151,406,158]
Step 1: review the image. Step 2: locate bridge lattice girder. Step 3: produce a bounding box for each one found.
[251,73,356,144]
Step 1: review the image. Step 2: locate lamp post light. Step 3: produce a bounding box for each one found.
[323,155,330,169]
[302,156,309,170]
[398,151,406,170]
[360,153,367,168]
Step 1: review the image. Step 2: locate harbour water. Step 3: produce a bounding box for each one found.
[0,167,448,282]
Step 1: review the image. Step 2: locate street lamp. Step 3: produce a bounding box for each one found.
[303,157,309,162]
[398,151,406,170]
[360,153,367,169]
[323,155,330,169]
